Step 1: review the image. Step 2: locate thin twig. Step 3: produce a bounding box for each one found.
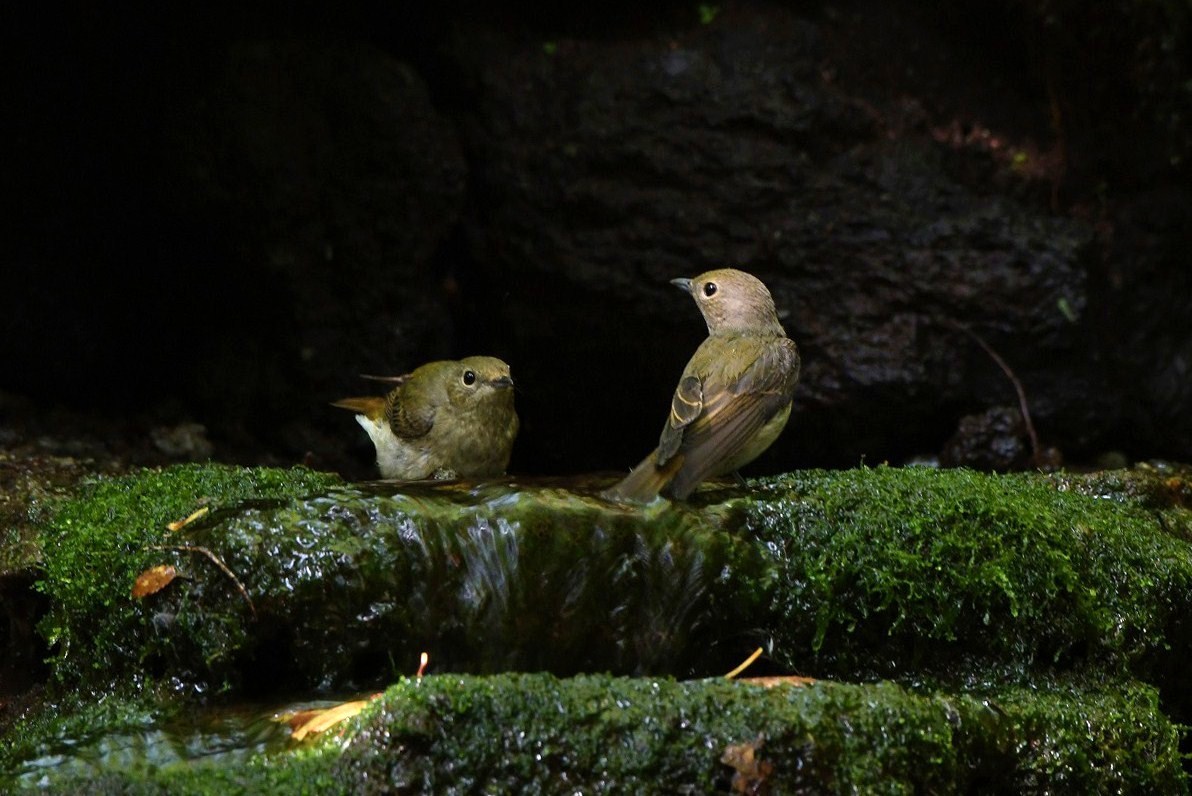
[150,544,257,618]
[724,647,764,680]
[946,320,1041,466]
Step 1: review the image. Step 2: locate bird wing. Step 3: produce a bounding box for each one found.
[663,336,799,498]
[657,374,703,466]
[387,383,436,439]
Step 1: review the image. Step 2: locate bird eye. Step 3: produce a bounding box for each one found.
[703,281,718,297]
[462,370,477,386]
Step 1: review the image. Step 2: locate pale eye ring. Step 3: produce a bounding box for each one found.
[462,370,477,386]
[703,282,718,297]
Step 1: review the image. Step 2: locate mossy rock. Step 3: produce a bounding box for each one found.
[2,673,1184,794]
[743,466,1192,687]
[37,464,757,692]
[33,463,1192,703]
[15,462,1192,789]
[34,464,345,688]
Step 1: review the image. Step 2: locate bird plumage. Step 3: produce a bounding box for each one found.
[605,269,800,502]
[333,356,519,480]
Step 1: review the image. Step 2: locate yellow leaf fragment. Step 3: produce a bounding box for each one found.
[166,506,209,532]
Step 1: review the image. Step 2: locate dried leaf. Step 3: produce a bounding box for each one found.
[131,564,177,598]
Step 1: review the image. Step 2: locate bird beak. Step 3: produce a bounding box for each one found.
[491,375,515,389]
[670,277,693,293]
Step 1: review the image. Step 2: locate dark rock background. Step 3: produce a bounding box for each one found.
[2,0,1189,480]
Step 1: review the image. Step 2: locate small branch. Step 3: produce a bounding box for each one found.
[946,321,1042,466]
[150,544,257,618]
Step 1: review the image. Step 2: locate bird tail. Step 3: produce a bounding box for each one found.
[330,396,387,421]
[602,450,685,503]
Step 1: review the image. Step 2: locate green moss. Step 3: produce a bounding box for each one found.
[977,681,1185,792]
[14,460,1192,792]
[6,674,1182,794]
[737,467,1192,691]
[338,674,962,794]
[1050,461,1192,541]
[37,471,766,691]
[33,464,1192,712]
[35,464,343,687]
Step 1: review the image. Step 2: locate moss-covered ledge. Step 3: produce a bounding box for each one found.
[31,463,1192,701]
[2,674,1183,794]
[10,462,1192,790]
[738,466,1192,688]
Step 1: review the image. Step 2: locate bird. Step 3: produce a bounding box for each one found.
[603,268,800,502]
[332,356,519,480]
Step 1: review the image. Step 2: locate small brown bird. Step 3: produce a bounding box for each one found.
[604,269,800,502]
[332,356,519,480]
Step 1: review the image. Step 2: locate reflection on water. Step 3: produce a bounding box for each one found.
[14,699,350,786]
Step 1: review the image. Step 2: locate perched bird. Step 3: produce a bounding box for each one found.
[332,356,519,480]
[604,269,800,502]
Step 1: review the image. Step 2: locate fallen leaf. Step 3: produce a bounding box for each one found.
[131,564,177,598]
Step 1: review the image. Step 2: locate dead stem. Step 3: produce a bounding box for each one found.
[946,320,1042,466]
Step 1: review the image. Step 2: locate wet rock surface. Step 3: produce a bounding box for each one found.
[453,6,1096,471]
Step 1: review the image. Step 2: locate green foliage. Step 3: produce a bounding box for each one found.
[35,464,342,687]
[339,674,962,794]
